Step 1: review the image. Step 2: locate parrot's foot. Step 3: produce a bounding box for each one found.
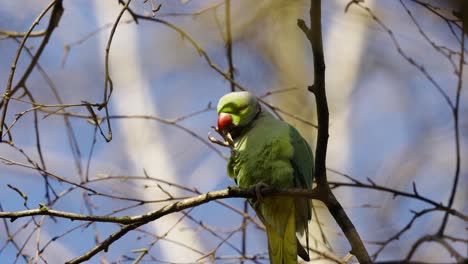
[254,182,270,203]
[208,126,235,149]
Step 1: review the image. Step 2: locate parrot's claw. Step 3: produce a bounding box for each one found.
[208,126,235,149]
[254,182,270,203]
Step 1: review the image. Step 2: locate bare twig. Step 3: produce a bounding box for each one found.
[225,0,235,92]
[437,10,464,236]
[240,201,248,264]
[96,0,135,142]
[350,1,454,109]
[1,0,62,140]
[0,29,46,39]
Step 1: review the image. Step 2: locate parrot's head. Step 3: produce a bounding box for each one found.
[216,91,260,133]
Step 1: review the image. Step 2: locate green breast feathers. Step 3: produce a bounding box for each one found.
[227,111,295,188]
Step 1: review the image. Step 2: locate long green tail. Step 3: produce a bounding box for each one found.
[261,197,297,264]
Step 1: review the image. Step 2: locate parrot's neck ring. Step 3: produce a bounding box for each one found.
[253,104,261,120]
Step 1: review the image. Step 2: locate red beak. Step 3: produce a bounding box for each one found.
[217,112,233,131]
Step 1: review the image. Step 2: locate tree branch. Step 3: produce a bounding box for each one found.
[298,0,372,263]
[0,186,319,221]
[0,186,319,263]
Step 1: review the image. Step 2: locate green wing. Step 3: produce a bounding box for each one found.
[289,125,314,259]
[289,126,314,190]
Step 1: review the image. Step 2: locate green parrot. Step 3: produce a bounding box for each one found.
[217,91,314,264]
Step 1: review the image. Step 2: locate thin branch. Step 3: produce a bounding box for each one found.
[405,234,464,262]
[240,201,248,264]
[327,175,467,221]
[97,0,135,142]
[350,1,454,109]
[0,29,46,39]
[132,12,316,126]
[438,11,465,235]
[371,208,438,260]
[15,37,85,179]
[399,0,459,72]
[61,19,134,67]
[0,0,62,140]
[225,0,235,92]
[157,1,224,17]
